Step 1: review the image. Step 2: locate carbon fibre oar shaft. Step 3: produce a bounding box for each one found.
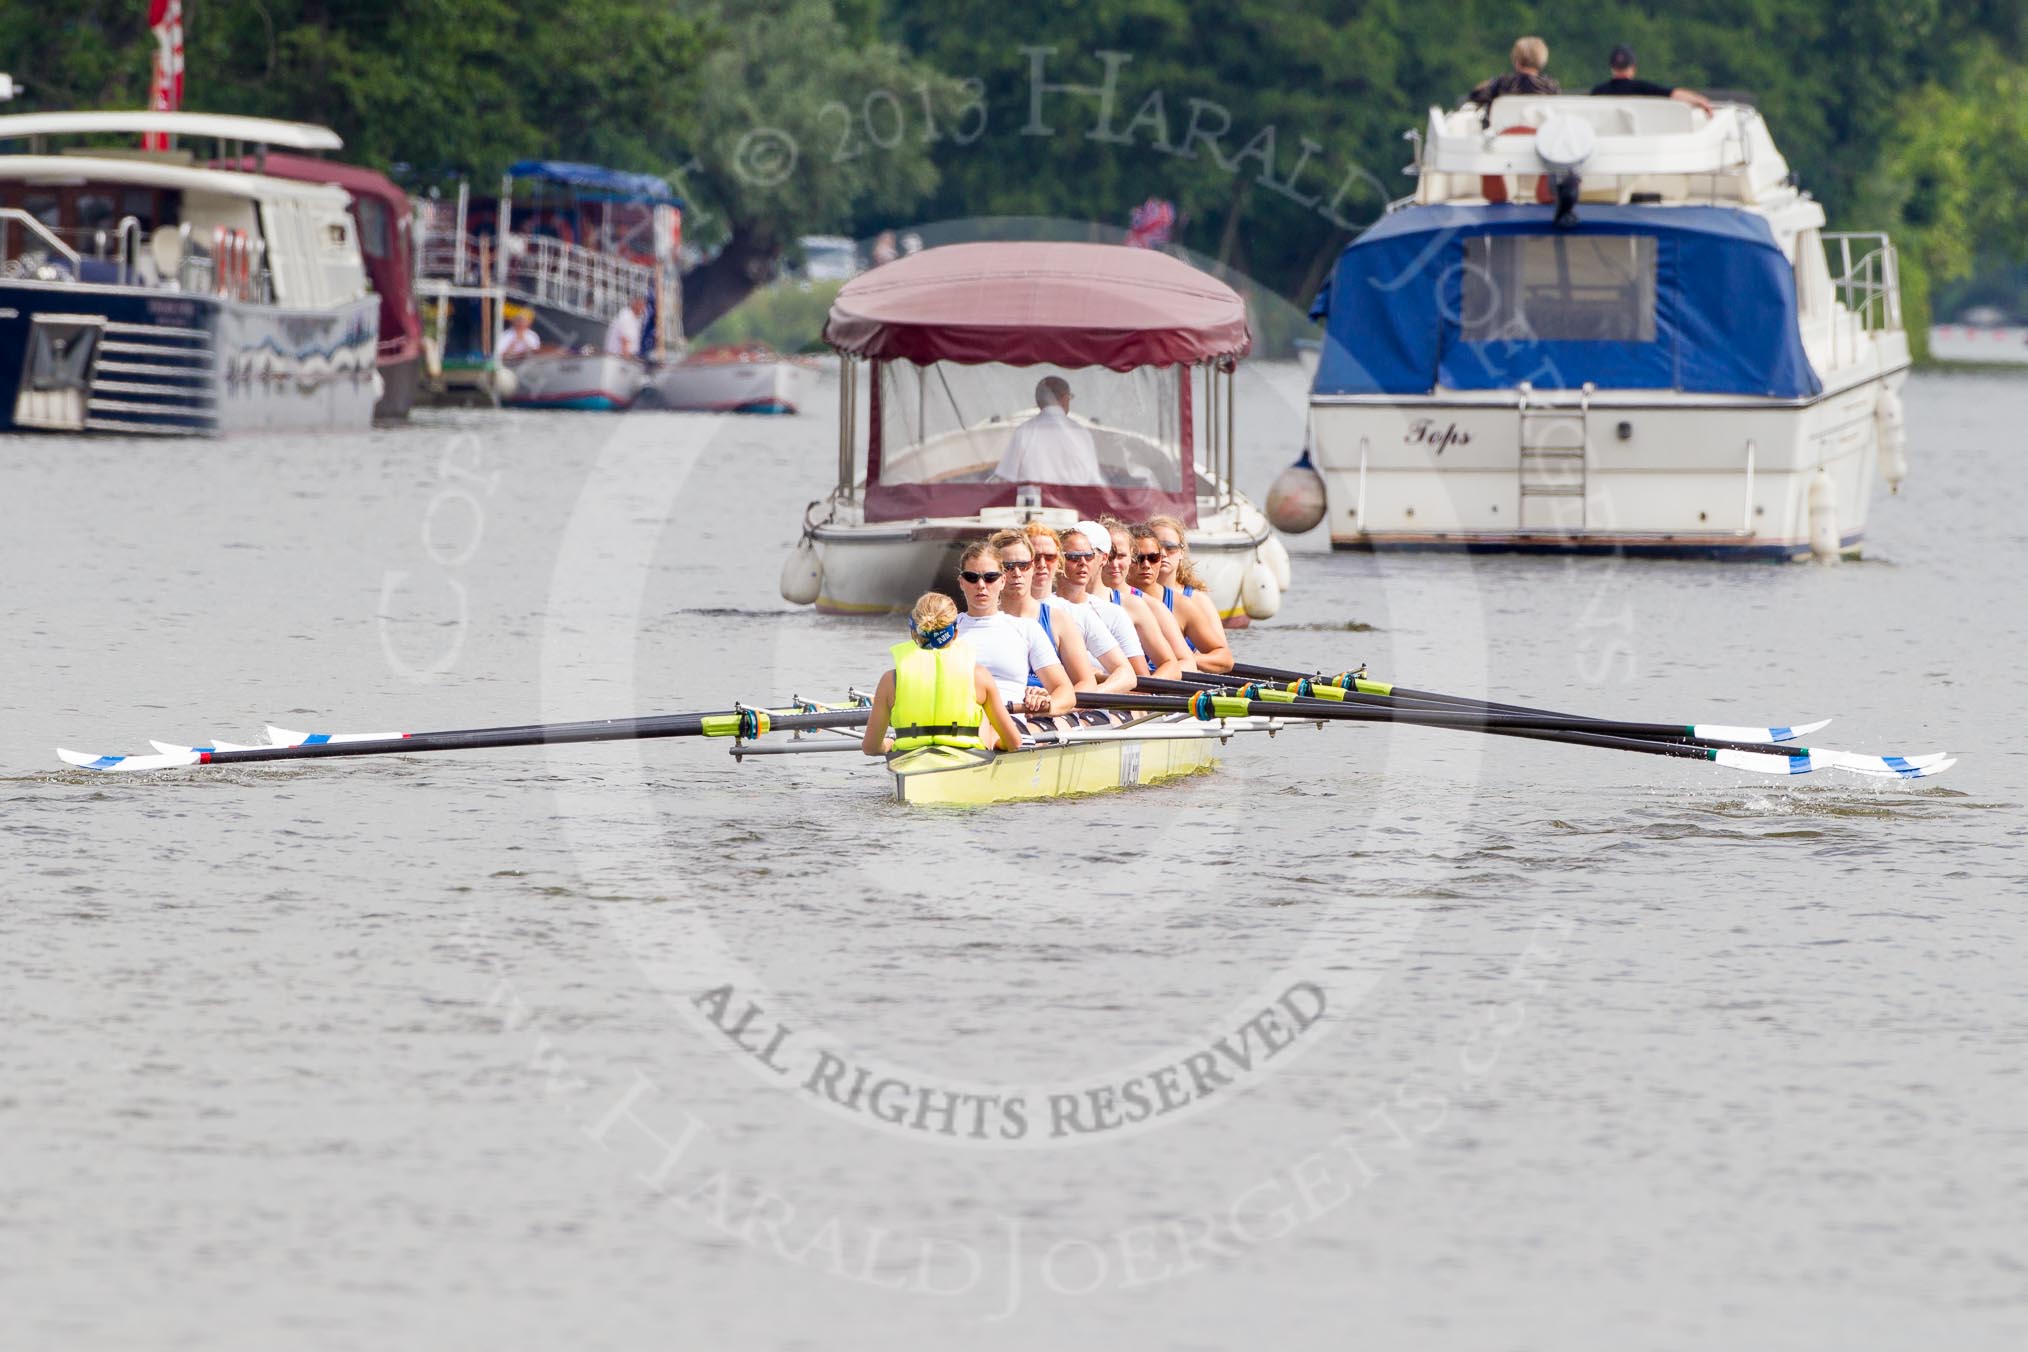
[1139,674,1806,757]
[1078,691,1798,769]
[188,708,871,766]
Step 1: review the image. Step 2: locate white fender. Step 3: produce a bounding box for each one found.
[1808,466,1841,563]
[1875,384,1908,494]
[1260,531,1293,591]
[780,537,822,606]
[492,363,519,401]
[1240,558,1281,620]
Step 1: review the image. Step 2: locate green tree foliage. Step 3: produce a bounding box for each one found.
[877,0,2027,316]
[673,0,963,331]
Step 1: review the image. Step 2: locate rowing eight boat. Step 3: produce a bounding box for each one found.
[884,710,1293,805]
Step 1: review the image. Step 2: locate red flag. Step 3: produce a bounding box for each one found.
[142,0,184,151]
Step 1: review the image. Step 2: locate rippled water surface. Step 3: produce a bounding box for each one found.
[3,366,2024,1349]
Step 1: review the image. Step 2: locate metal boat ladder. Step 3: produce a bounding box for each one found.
[1516,382,1591,532]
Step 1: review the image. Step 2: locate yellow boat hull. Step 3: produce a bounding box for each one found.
[887,725,1225,805]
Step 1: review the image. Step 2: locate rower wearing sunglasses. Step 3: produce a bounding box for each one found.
[1001,527,1135,697]
[1147,513,1233,673]
[861,593,1025,757]
[994,527,1137,694]
[1055,520,1182,680]
[952,540,1075,715]
[1103,519,1196,671]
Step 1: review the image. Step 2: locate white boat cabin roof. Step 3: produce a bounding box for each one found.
[1415,96,1799,211]
[0,154,353,208]
[0,110,343,152]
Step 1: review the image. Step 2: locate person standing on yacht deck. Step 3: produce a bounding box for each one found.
[1590,46,1715,113]
[952,541,1075,715]
[604,295,647,356]
[1467,36,1560,123]
[992,376,1106,486]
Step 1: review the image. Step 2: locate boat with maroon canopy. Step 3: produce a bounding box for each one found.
[782,241,1289,618]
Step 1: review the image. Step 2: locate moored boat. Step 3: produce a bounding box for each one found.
[231,152,422,420]
[414,160,682,411]
[642,342,814,414]
[1303,96,1910,559]
[503,350,647,411]
[784,242,1291,621]
[0,110,379,437]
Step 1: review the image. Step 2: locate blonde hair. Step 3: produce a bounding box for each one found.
[986,528,1033,558]
[1022,520,1063,550]
[909,592,958,644]
[1512,36,1548,71]
[1149,513,1208,589]
[958,539,1000,571]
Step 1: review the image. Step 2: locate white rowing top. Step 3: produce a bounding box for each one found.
[956,612,1058,701]
[1076,592,1144,663]
[1042,595,1122,672]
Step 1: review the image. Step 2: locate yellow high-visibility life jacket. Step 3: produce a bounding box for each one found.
[888,639,986,751]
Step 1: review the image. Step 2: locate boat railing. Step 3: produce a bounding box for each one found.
[416,227,653,322]
[1823,232,1903,333]
[0,208,84,274]
[503,232,655,322]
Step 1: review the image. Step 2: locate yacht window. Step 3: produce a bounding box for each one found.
[1461,235,1657,343]
[75,193,118,232]
[25,193,59,229]
[355,196,390,260]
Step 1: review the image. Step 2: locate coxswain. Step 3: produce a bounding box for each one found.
[1127,522,1233,672]
[953,541,1075,715]
[1103,519,1196,671]
[1148,513,1234,673]
[1001,526,1137,693]
[862,593,1025,756]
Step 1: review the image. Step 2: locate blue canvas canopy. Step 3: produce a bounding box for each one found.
[1309,205,1820,399]
[505,160,681,206]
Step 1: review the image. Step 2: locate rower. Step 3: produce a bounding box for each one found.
[1148,513,1233,673]
[1000,525,1137,694]
[952,540,1075,715]
[1105,519,1195,672]
[862,593,1024,756]
[1057,519,1177,681]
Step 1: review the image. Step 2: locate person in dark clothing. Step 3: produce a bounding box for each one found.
[1467,36,1560,122]
[1591,45,1714,112]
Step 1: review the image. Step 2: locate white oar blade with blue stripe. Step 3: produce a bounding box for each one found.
[1694,718,1830,745]
[56,747,202,773]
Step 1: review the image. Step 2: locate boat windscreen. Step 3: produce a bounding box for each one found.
[876,361,1183,491]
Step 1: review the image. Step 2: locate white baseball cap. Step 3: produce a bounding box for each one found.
[1069,520,1113,553]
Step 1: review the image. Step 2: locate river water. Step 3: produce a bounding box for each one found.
[3,365,2023,1350]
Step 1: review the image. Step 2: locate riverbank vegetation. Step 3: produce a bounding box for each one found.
[7,1,2023,333]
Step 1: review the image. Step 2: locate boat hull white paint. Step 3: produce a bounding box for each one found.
[1311,363,1909,559]
[502,352,646,411]
[644,358,813,414]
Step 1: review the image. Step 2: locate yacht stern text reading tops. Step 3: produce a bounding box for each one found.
[1305,96,1910,559]
[0,110,379,436]
[781,241,1290,620]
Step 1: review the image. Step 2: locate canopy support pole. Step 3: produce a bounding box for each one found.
[838,359,856,499]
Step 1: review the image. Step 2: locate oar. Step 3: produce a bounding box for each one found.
[58,705,871,773]
[1078,691,1950,777]
[1221,660,1824,744]
[1144,673,1817,756]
